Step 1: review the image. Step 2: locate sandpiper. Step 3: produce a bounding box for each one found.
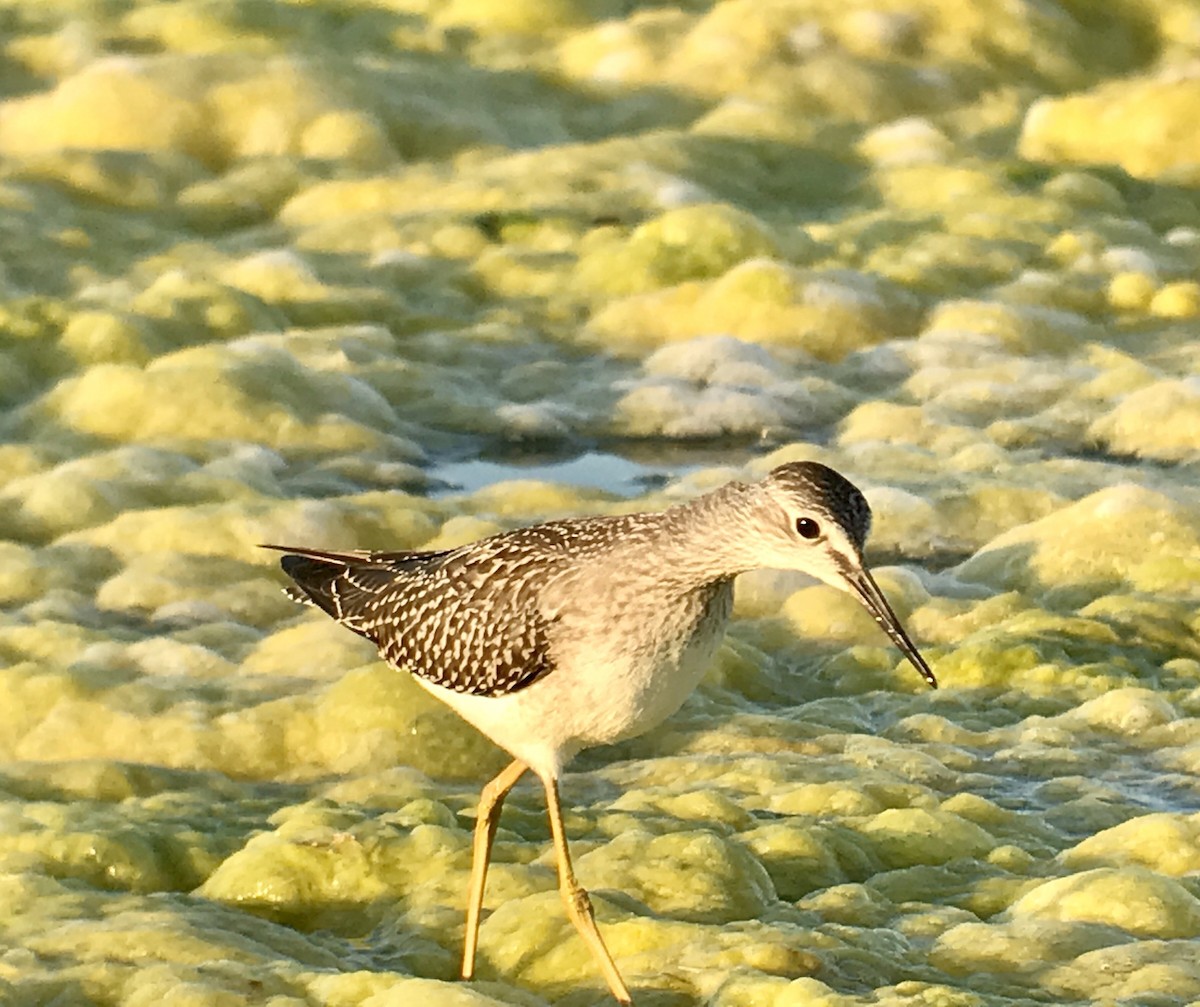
[268,461,937,1003]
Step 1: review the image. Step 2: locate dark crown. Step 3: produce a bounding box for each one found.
[766,461,873,550]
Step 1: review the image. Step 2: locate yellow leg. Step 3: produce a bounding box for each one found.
[541,773,633,1006]
[461,759,527,980]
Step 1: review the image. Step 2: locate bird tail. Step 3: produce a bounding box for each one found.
[273,551,354,622]
[263,543,452,638]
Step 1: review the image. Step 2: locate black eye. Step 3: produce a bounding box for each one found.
[795,517,820,540]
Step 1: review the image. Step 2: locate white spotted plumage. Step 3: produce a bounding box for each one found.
[266,461,939,1003]
[268,460,934,778]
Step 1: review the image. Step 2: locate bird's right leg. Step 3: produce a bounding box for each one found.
[461,758,527,980]
[541,773,633,1005]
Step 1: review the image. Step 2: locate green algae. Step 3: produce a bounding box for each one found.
[742,822,848,901]
[1089,378,1200,461]
[859,809,996,870]
[577,829,775,924]
[958,484,1200,600]
[574,204,783,298]
[1063,812,1200,876]
[65,495,438,563]
[42,348,402,453]
[588,260,917,359]
[1010,867,1200,940]
[1021,76,1200,181]
[0,0,1197,1005]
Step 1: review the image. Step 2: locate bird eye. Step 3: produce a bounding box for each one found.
[795,517,820,540]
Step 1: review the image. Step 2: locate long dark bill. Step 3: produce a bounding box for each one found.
[848,568,938,690]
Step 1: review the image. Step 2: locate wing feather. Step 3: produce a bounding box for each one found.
[269,540,557,696]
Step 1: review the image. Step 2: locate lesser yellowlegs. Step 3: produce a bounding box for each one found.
[268,461,937,1003]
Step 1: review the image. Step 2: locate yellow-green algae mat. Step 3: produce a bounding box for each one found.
[1,0,1200,1005]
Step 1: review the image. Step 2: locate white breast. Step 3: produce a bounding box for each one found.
[423,579,735,778]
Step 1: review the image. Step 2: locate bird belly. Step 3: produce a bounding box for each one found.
[418,581,733,777]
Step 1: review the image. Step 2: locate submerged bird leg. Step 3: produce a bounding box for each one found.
[541,773,633,1005]
[462,758,528,980]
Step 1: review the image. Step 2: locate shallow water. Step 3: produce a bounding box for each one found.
[427,450,703,498]
[1,1,1200,1006]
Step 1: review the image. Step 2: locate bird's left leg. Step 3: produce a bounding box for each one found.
[540,772,633,1005]
[462,758,527,980]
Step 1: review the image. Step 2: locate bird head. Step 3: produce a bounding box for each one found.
[751,461,938,689]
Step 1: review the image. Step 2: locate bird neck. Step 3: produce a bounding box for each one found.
[653,480,764,587]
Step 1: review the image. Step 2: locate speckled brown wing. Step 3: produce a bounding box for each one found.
[265,540,560,697]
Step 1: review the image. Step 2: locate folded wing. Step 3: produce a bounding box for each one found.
[265,543,556,696]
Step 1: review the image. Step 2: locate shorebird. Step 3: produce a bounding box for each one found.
[267,461,937,1004]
